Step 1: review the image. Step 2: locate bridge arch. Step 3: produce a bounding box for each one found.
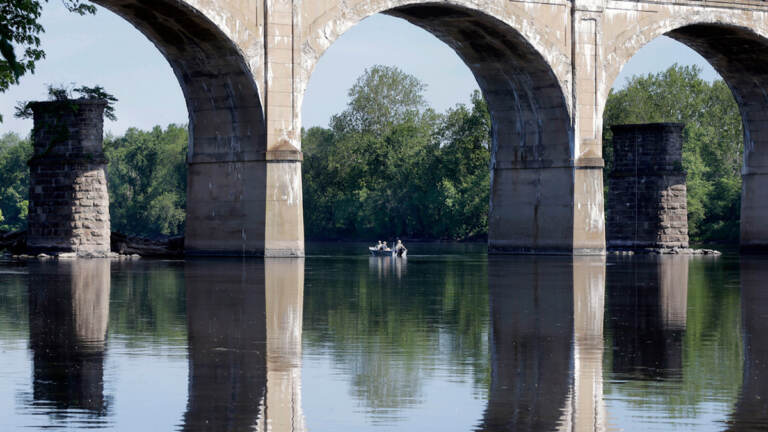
[92,0,268,254]
[300,1,581,253]
[603,14,768,250]
[93,0,265,156]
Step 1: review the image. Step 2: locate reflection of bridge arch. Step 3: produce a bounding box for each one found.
[481,256,606,431]
[727,258,768,430]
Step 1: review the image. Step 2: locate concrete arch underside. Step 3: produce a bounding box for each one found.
[604,12,768,251]
[93,0,268,255]
[300,2,598,255]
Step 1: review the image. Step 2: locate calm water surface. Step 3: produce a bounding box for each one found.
[0,243,764,431]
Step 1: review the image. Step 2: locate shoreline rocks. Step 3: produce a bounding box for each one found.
[0,230,183,259]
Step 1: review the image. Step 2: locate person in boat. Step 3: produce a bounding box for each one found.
[382,241,390,251]
[376,240,384,251]
[395,239,407,255]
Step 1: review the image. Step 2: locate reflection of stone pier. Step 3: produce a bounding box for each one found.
[183,260,267,431]
[480,257,606,432]
[182,259,305,432]
[567,257,607,432]
[606,256,689,379]
[727,258,768,430]
[261,259,306,432]
[27,259,111,414]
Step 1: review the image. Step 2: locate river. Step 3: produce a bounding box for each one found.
[0,243,763,431]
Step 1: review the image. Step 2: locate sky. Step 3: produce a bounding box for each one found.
[0,3,720,136]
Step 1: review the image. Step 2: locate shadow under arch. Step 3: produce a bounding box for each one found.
[302,2,580,253]
[92,0,267,255]
[604,21,768,251]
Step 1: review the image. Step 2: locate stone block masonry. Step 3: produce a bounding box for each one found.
[607,123,689,250]
[27,100,111,256]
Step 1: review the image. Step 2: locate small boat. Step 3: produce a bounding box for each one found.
[368,246,407,258]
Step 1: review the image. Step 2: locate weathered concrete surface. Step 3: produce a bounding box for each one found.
[185,161,267,255]
[27,100,111,256]
[741,173,768,253]
[89,0,768,255]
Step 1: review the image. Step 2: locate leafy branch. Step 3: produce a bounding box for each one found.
[15,83,118,120]
[0,1,96,91]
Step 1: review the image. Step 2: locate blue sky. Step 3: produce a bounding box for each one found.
[0,3,720,136]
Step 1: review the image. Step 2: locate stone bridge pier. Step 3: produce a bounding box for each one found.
[89,0,768,255]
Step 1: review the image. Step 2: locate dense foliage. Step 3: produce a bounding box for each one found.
[104,125,187,237]
[0,132,31,231]
[0,125,187,237]
[0,64,747,243]
[604,64,743,243]
[303,65,491,240]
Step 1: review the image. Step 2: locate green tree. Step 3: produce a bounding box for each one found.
[604,64,743,243]
[435,91,491,239]
[331,64,428,135]
[303,65,492,240]
[0,132,32,231]
[104,124,188,237]
[302,257,490,412]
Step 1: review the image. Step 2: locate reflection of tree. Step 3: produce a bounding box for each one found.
[604,256,742,418]
[108,260,187,344]
[0,268,28,338]
[302,256,490,417]
[27,259,111,416]
[726,258,768,430]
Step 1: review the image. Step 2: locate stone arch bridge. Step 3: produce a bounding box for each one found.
[91,0,768,256]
